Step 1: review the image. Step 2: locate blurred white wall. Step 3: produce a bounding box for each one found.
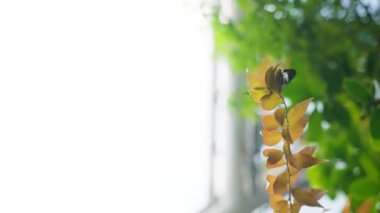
[0,0,212,212]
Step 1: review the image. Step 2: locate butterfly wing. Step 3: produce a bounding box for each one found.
[282,69,296,85]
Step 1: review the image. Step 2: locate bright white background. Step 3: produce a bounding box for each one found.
[0,0,212,212]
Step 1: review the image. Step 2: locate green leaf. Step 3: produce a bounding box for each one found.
[370,108,380,139]
[358,155,380,180]
[349,178,380,199]
[307,110,322,141]
[343,78,372,103]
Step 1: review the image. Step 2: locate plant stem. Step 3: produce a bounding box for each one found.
[280,96,293,213]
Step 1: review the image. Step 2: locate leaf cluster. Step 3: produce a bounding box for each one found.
[247,60,326,212]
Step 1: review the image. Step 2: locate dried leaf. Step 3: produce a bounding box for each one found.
[269,159,286,168]
[288,115,308,142]
[288,98,313,127]
[357,199,373,213]
[261,93,282,110]
[292,188,325,207]
[268,194,285,210]
[291,200,302,213]
[262,114,280,131]
[263,149,285,168]
[278,201,290,213]
[266,175,276,194]
[275,108,285,125]
[273,167,298,194]
[299,146,317,155]
[262,129,282,146]
[273,172,288,195]
[290,152,326,170]
[282,127,293,144]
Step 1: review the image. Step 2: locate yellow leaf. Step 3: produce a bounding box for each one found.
[288,115,308,142]
[288,97,313,127]
[247,71,265,88]
[275,108,285,125]
[257,57,273,76]
[268,194,285,210]
[262,129,282,146]
[357,199,373,213]
[282,127,293,144]
[262,114,280,131]
[249,88,270,103]
[263,149,285,168]
[247,71,270,103]
[292,188,325,207]
[261,93,282,110]
[278,201,290,213]
[266,175,276,194]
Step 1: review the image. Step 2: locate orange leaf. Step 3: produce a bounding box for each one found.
[273,172,288,195]
[261,93,282,110]
[342,197,351,213]
[290,152,326,170]
[278,201,290,213]
[299,146,317,155]
[288,115,308,142]
[266,175,276,194]
[273,167,298,194]
[291,200,302,213]
[282,127,293,144]
[263,149,285,168]
[262,114,280,131]
[288,97,313,127]
[268,159,286,169]
[268,194,285,210]
[262,129,282,146]
[292,188,325,207]
[357,199,373,213]
[275,108,285,125]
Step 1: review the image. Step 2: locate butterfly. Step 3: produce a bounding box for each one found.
[265,67,297,94]
[280,68,296,86]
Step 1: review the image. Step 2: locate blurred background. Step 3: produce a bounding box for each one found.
[0,0,379,213]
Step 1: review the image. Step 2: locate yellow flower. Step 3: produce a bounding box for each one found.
[247,58,283,110]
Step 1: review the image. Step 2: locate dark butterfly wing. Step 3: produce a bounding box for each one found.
[281,69,296,85]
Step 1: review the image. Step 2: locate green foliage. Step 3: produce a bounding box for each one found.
[211,0,380,211]
[370,108,380,139]
[343,78,372,103]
